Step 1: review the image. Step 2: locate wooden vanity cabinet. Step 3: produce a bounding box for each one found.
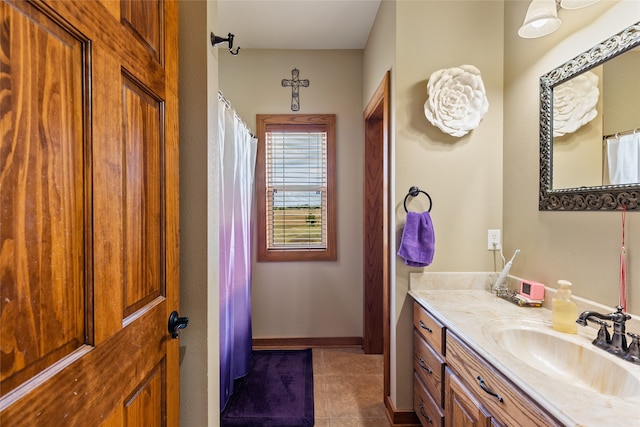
[445,332,560,427]
[413,302,446,427]
[412,301,561,427]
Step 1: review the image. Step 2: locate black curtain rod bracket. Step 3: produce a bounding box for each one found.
[211,32,240,55]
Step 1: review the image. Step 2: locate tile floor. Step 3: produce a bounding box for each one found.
[312,348,391,427]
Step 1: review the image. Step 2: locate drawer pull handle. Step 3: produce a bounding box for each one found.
[419,357,433,374]
[476,376,504,402]
[419,320,433,333]
[419,402,433,424]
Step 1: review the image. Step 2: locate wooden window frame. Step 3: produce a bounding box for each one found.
[256,114,337,262]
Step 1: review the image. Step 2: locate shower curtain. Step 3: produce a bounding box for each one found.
[218,94,258,411]
[604,132,640,185]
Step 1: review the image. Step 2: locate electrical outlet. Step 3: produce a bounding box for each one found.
[488,229,501,250]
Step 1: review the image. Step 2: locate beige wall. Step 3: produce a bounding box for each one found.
[219,50,366,340]
[604,49,640,134]
[504,1,640,318]
[392,0,505,410]
[363,0,396,105]
[363,0,399,401]
[363,0,505,411]
[178,1,221,425]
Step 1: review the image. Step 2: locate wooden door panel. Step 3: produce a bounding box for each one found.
[0,0,88,395]
[1,0,180,425]
[122,74,164,317]
[124,359,166,426]
[363,113,384,354]
[121,0,162,62]
[0,304,166,426]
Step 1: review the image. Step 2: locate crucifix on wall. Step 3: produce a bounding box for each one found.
[281,68,309,111]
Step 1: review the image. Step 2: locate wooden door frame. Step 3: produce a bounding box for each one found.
[363,71,390,396]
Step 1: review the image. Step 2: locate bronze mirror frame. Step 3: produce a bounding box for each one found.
[539,22,640,211]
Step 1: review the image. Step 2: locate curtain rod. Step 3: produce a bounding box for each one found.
[218,91,256,138]
[603,127,639,139]
[218,90,233,109]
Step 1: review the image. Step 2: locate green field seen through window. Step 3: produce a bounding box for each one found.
[271,206,323,246]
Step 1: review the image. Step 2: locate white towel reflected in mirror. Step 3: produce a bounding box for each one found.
[604,132,640,185]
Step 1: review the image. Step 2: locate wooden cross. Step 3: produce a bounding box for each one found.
[281,68,309,111]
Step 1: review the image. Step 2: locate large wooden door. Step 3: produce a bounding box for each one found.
[0,0,181,425]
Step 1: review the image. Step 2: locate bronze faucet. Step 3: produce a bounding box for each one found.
[576,306,639,364]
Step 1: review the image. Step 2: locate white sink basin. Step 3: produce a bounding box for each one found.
[482,318,640,397]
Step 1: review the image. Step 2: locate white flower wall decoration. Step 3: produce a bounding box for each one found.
[553,71,599,138]
[424,65,489,137]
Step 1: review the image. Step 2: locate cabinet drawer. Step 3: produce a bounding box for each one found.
[413,329,445,407]
[413,301,445,354]
[446,332,561,427]
[414,373,444,427]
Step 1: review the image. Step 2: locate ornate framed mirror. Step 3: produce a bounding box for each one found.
[539,22,640,211]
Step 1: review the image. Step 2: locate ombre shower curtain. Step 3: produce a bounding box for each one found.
[604,132,640,185]
[218,93,257,411]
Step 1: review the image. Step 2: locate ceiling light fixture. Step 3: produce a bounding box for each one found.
[559,0,599,9]
[518,0,599,39]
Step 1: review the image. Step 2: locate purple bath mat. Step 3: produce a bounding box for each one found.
[221,349,314,426]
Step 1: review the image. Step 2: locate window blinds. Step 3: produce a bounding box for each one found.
[265,131,328,249]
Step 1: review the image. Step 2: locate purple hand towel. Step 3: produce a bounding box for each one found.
[397,211,435,267]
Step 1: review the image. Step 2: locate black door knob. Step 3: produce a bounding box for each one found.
[168,311,189,339]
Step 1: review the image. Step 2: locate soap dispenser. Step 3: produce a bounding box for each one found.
[552,280,578,334]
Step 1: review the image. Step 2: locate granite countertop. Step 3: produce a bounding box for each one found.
[408,289,640,427]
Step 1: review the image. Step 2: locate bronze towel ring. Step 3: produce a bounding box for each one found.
[403,186,432,213]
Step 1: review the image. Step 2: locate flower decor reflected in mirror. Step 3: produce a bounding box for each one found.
[552,71,599,138]
[539,22,640,211]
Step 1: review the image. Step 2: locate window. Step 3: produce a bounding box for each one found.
[256,114,336,261]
